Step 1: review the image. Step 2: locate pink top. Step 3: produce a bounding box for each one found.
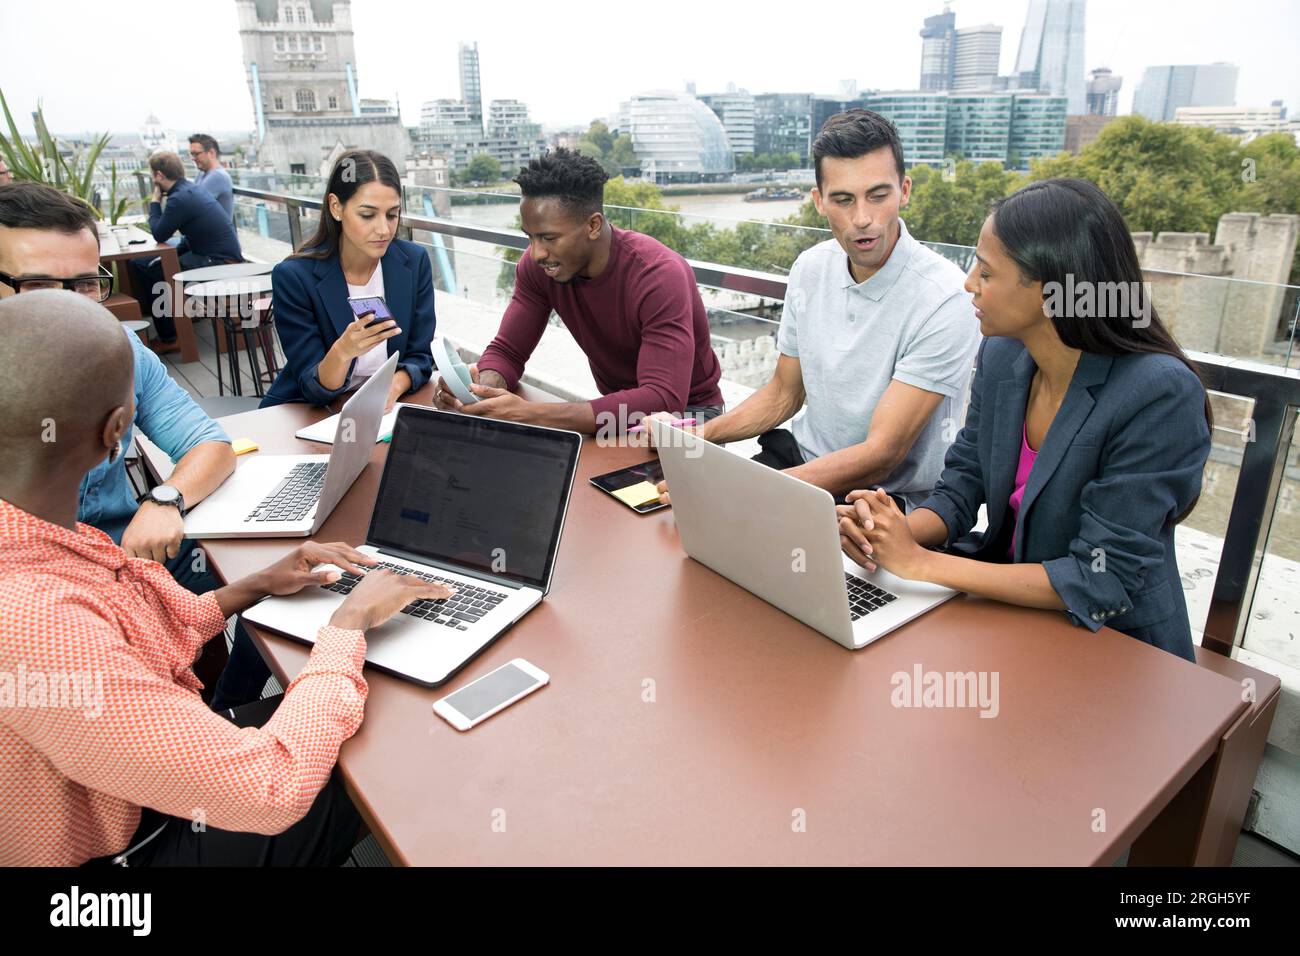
[1007,423,1039,558]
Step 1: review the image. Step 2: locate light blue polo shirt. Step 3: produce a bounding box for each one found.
[776,218,980,509]
[77,328,231,542]
[194,165,234,218]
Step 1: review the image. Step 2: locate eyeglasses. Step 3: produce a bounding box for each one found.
[0,266,114,302]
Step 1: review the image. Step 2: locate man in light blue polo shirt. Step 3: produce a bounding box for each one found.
[663,109,980,510]
[0,180,269,709]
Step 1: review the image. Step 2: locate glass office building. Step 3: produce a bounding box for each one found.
[1133,63,1240,122]
[866,93,949,167]
[945,94,1015,163]
[753,92,814,162]
[1009,93,1068,167]
[1014,0,1088,114]
[699,91,756,155]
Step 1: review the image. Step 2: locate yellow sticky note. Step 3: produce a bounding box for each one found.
[612,481,661,508]
[232,438,259,456]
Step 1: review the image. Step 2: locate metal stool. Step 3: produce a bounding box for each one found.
[185,274,276,398]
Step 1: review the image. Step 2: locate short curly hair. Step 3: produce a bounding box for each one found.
[514,147,609,219]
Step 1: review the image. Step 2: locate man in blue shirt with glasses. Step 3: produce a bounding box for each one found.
[0,181,269,709]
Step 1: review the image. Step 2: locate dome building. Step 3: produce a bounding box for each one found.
[622,92,735,184]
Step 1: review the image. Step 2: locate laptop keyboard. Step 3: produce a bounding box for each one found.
[322,560,508,631]
[245,462,327,523]
[846,572,898,621]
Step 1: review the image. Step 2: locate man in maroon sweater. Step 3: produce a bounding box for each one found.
[433,148,724,435]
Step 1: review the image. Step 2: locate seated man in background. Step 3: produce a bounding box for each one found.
[132,149,242,352]
[0,291,455,866]
[0,181,267,710]
[434,147,724,435]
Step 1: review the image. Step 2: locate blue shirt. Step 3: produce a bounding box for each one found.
[77,328,231,543]
[194,166,234,218]
[148,178,242,262]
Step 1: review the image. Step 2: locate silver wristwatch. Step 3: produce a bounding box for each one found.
[144,484,186,516]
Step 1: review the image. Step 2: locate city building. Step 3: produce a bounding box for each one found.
[623,92,735,183]
[1065,113,1117,153]
[863,92,949,166]
[1008,92,1069,166]
[459,41,483,132]
[416,45,545,177]
[742,86,1067,173]
[952,25,1003,91]
[700,89,756,155]
[420,98,545,176]
[235,0,408,174]
[1133,63,1240,122]
[945,94,1014,162]
[753,92,814,162]
[138,113,178,155]
[1086,67,1122,117]
[487,99,540,141]
[1013,0,1087,114]
[919,4,956,92]
[1174,105,1300,144]
[811,93,873,146]
[420,98,481,144]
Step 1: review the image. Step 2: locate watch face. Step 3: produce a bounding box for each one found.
[152,486,179,503]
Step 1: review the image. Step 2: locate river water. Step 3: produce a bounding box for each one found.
[445,190,810,233]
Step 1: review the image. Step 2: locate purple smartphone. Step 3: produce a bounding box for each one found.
[348,296,393,329]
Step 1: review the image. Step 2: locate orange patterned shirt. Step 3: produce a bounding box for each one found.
[0,498,368,866]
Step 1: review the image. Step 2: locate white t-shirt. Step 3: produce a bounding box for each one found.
[346,263,391,385]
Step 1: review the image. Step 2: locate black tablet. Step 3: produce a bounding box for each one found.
[589,459,667,514]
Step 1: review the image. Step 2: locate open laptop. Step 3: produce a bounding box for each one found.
[244,405,583,686]
[650,419,957,650]
[184,353,398,539]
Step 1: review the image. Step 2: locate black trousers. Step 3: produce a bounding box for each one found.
[86,695,362,867]
[751,428,908,512]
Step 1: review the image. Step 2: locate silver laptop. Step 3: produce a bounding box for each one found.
[244,406,583,686]
[650,419,957,650]
[184,353,398,539]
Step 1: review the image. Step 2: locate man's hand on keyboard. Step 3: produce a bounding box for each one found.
[330,568,457,632]
[257,541,378,596]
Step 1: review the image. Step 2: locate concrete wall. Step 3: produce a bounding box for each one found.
[1137,212,1300,359]
[259,117,410,173]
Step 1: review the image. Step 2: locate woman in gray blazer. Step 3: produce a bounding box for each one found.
[838,178,1212,661]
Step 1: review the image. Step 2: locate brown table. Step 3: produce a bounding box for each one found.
[99,232,194,362]
[147,386,1262,866]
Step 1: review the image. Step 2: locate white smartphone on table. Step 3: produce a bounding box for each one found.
[433,658,549,731]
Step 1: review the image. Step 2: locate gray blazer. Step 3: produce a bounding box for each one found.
[918,336,1211,661]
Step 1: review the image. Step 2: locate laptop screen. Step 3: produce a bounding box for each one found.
[367,407,581,591]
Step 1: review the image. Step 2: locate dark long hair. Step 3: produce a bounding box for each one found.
[991,177,1212,430]
[292,149,403,260]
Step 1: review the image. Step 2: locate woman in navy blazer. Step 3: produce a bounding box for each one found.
[838,178,1212,661]
[262,149,434,408]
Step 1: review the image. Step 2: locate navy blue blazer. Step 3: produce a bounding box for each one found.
[262,238,435,407]
[918,336,1211,661]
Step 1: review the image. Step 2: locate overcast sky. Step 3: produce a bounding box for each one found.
[2,0,1297,138]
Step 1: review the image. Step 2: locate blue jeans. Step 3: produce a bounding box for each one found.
[165,540,272,711]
